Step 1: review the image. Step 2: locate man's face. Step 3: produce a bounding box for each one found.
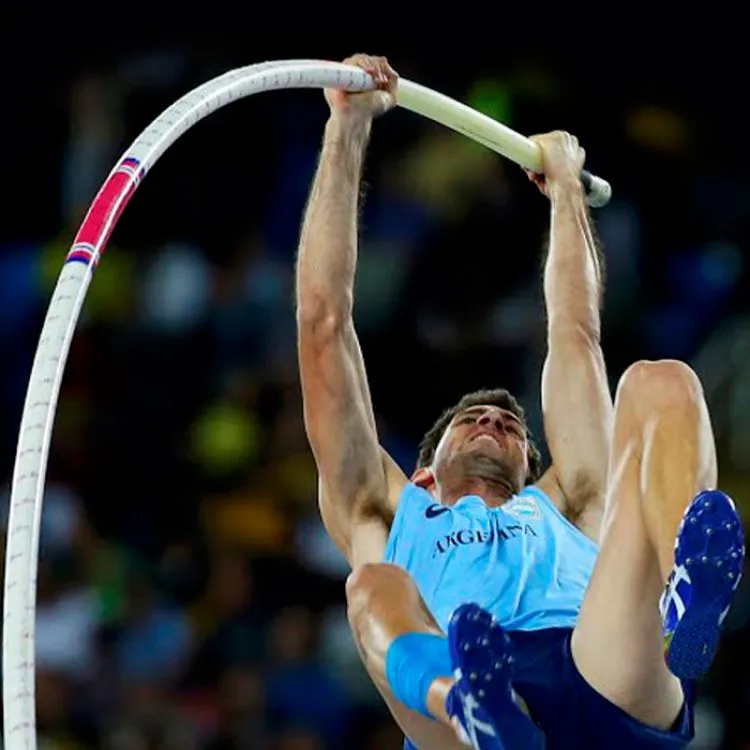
[431,404,529,494]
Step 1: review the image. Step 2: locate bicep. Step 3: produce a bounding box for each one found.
[541,323,613,513]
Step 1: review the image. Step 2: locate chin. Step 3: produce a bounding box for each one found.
[455,450,514,476]
[465,445,506,463]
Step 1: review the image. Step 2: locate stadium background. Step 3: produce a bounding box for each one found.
[0,24,748,750]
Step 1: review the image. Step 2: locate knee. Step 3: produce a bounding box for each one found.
[345,563,412,633]
[616,359,704,415]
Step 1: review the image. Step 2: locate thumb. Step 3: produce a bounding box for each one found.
[373,89,396,113]
[523,168,548,196]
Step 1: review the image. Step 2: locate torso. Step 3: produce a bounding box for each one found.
[383,483,598,632]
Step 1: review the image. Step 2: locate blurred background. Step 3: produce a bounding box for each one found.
[0,25,749,750]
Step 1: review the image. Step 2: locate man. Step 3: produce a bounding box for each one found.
[295,54,745,749]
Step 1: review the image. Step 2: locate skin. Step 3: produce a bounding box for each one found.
[296,53,712,747]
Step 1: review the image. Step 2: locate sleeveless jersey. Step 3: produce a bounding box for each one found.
[383,483,598,632]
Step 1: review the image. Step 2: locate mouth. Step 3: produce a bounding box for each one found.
[468,430,503,448]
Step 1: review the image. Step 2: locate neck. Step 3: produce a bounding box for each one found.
[436,455,519,508]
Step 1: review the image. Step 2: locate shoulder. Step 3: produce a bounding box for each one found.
[382,449,410,517]
[392,481,436,516]
[386,482,457,539]
[533,467,602,541]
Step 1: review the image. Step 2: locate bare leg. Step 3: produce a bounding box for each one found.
[346,563,463,749]
[634,362,718,580]
[572,359,717,728]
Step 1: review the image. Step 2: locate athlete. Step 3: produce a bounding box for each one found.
[295,54,745,749]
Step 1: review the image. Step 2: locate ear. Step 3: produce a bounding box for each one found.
[411,466,436,491]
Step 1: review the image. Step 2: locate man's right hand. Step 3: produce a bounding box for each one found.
[325,54,398,122]
[525,131,586,198]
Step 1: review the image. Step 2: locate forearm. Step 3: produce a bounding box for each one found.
[296,113,371,322]
[544,179,603,337]
[296,110,387,526]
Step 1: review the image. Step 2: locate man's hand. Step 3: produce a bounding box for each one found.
[525,131,585,198]
[325,54,398,122]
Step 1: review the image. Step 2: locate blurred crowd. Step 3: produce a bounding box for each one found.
[1,37,750,749]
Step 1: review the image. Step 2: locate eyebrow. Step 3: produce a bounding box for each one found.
[455,406,524,426]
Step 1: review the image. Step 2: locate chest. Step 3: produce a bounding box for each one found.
[416,495,549,563]
[429,514,541,557]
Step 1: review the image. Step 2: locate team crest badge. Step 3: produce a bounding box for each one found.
[503,495,541,521]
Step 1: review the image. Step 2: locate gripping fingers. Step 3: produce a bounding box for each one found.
[344,54,398,93]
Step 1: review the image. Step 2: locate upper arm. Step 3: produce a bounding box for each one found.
[539,321,612,525]
[298,311,407,563]
[318,448,407,566]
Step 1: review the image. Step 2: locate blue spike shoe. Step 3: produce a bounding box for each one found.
[661,489,745,681]
[446,603,545,750]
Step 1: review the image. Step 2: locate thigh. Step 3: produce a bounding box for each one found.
[571,441,685,729]
[568,631,695,750]
[510,630,694,750]
[506,628,695,750]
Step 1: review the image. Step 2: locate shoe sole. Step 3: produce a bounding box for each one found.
[448,603,544,749]
[666,490,745,680]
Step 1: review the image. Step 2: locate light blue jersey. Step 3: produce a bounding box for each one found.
[383,483,598,632]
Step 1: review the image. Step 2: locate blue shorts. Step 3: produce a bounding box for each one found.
[507,627,695,749]
[402,626,694,750]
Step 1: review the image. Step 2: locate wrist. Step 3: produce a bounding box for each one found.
[325,110,372,146]
[547,175,585,204]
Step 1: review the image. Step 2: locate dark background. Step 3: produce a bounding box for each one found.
[0,22,748,750]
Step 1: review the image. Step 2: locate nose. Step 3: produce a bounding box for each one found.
[477,412,504,431]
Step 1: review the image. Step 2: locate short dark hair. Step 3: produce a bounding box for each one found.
[417,388,543,485]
